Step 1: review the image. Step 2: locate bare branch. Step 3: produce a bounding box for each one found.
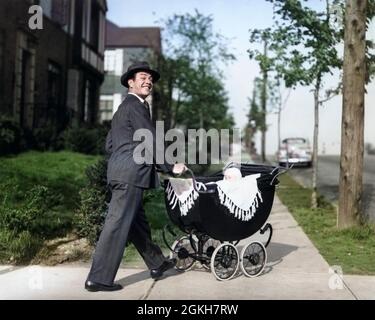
[319,81,342,104]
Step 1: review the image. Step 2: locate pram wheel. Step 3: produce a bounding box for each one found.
[201,237,221,270]
[240,241,267,277]
[210,243,239,281]
[170,235,196,271]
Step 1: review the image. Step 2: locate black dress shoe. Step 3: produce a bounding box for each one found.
[150,258,177,279]
[85,280,123,292]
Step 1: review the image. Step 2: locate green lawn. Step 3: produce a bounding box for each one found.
[0,151,99,212]
[277,174,375,275]
[0,151,99,263]
[0,150,179,266]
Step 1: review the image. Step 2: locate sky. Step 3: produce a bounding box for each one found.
[107,0,375,155]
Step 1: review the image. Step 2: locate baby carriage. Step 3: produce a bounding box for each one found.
[162,163,284,281]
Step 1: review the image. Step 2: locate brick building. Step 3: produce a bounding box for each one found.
[0,0,107,133]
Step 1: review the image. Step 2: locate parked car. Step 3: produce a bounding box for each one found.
[277,137,312,167]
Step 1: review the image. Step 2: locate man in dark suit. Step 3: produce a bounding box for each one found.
[85,61,186,292]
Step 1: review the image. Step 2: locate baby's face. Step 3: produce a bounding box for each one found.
[223,168,242,181]
[224,173,236,180]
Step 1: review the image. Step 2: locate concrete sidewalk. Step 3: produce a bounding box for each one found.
[0,196,374,300]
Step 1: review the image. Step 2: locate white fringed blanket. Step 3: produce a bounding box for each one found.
[165,178,204,216]
[165,174,262,221]
[216,173,262,221]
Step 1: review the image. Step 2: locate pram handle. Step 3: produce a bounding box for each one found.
[173,164,289,190]
[269,164,294,186]
[177,167,216,194]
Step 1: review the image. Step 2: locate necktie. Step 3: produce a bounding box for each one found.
[144,100,151,119]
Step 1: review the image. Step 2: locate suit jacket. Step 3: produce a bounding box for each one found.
[106,94,174,189]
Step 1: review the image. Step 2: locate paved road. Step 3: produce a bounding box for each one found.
[277,155,375,222]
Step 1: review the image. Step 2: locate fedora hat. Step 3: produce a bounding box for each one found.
[121,61,160,88]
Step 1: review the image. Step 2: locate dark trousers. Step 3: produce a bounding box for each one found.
[87,182,166,285]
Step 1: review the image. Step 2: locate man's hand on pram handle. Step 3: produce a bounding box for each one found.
[172,163,188,176]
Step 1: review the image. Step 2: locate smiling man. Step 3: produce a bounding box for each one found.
[85,61,186,292]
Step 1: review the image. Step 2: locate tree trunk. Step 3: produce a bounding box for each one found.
[261,40,268,162]
[311,79,321,209]
[338,0,367,228]
[165,77,173,131]
[277,104,281,154]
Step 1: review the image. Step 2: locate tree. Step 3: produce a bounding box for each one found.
[250,0,342,208]
[244,71,284,159]
[338,0,369,227]
[366,1,375,81]
[156,10,235,133]
[274,85,291,154]
[258,36,269,163]
[154,10,236,170]
[248,29,273,162]
[154,11,236,171]
[245,78,263,155]
[154,56,193,131]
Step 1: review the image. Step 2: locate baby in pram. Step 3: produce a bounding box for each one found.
[166,163,262,222]
[223,167,242,181]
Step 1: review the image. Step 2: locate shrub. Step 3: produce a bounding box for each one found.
[0,116,23,155]
[74,157,168,246]
[74,158,110,245]
[0,185,63,236]
[0,116,66,154]
[74,150,175,248]
[0,229,43,264]
[74,187,108,245]
[32,126,63,151]
[62,123,110,155]
[0,151,100,264]
[0,184,74,264]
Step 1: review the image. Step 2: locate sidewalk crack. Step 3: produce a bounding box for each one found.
[341,276,359,300]
[139,280,157,300]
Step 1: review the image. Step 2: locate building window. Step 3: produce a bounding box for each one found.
[0,31,4,96]
[14,32,36,129]
[69,0,75,35]
[20,49,32,127]
[84,80,90,122]
[40,0,69,26]
[82,79,98,123]
[39,0,52,18]
[90,2,100,50]
[99,98,113,122]
[81,0,100,50]
[51,0,69,26]
[104,49,123,76]
[47,62,62,110]
[104,50,116,74]
[98,11,105,55]
[81,0,90,42]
